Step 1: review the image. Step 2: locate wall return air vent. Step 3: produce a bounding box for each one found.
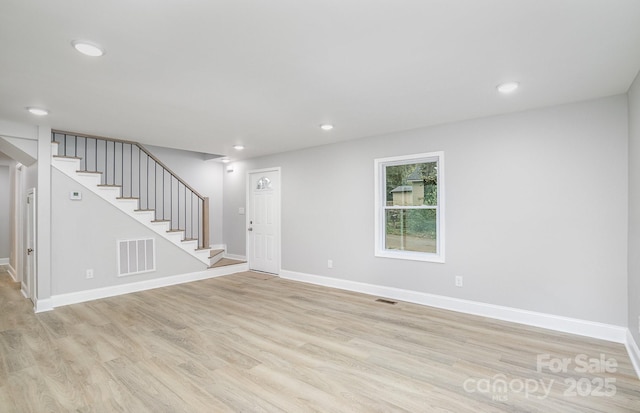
[117,238,156,276]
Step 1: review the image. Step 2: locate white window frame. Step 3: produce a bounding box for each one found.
[374,151,445,263]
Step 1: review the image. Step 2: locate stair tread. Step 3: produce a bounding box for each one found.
[166,229,185,233]
[209,249,225,257]
[134,209,155,212]
[208,258,245,269]
[182,238,198,242]
[53,155,81,160]
[76,170,103,174]
[116,197,139,200]
[151,219,170,223]
[97,184,121,187]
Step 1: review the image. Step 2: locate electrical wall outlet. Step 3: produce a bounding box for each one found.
[86,269,94,279]
[455,276,463,287]
[328,259,333,269]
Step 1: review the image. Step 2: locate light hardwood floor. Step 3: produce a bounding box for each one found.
[0,268,639,412]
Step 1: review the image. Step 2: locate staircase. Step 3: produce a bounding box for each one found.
[50,131,225,268]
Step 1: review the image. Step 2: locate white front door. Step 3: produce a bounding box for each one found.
[247,169,280,274]
[26,189,36,303]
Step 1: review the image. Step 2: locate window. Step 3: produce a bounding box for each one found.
[375,152,444,262]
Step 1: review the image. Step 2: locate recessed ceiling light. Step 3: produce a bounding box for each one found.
[233,145,244,150]
[497,81,519,94]
[72,40,105,57]
[27,107,49,116]
[320,124,334,131]
[221,158,231,163]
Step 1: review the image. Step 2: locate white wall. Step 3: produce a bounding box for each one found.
[23,161,37,192]
[51,169,205,295]
[628,71,640,344]
[0,165,10,259]
[224,95,629,326]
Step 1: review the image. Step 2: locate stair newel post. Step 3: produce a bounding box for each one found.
[202,197,210,249]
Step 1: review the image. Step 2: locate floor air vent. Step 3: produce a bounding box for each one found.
[117,238,156,276]
[376,298,397,305]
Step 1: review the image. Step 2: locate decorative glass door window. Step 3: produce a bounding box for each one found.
[256,177,272,190]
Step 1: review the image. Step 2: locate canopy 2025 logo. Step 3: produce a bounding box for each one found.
[537,353,617,397]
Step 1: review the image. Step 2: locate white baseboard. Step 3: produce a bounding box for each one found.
[51,263,249,308]
[7,264,17,282]
[35,298,53,313]
[625,330,640,379]
[20,285,28,299]
[280,270,628,344]
[0,258,8,265]
[225,253,247,261]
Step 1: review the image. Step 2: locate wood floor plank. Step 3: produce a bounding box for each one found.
[7,366,65,412]
[0,329,36,373]
[0,269,639,412]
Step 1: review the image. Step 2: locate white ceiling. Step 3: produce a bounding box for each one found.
[1,0,639,161]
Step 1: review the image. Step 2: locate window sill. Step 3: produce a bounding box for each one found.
[375,249,445,263]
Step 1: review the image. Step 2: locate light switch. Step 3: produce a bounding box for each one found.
[238,207,245,215]
[70,191,82,200]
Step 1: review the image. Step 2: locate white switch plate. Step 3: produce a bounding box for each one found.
[328,259,333,269]
[86,269,94,279]
[455,276,463,287]
[238,207,245,215]
[70,191,82,200]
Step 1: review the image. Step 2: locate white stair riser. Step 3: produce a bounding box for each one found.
[74,174,102,187]
[133,211,156,222]
[149,221,171,232]
[52,157,81,175]
[180,240,198,252]
[113,199,139,213]
[209,253,224,266]
[165,231,184,243]
[148,225,183,243]
[95,187,122,200]
[193,249,211,261]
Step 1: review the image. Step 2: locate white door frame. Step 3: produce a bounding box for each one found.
[246,167,281,274]
[26,188,36,303]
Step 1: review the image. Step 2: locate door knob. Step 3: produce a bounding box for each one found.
[248,227,253,231]
[27,248,33,255]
